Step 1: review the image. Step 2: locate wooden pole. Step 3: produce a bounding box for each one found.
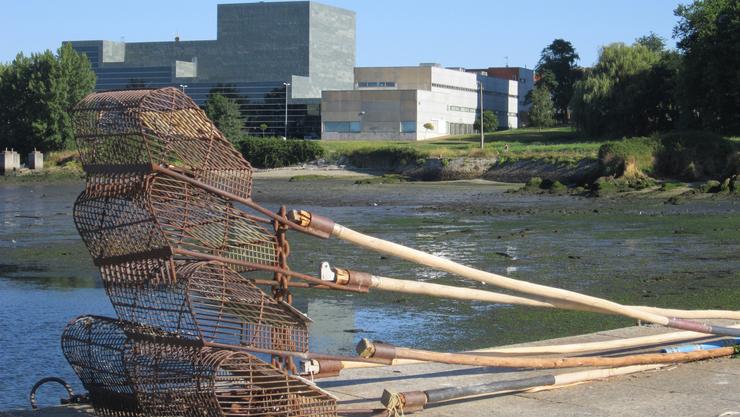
[293,213,740,336]
[364,272,740,319]
[380,364,669,414]
[357,338,739,370]
[311,324,740,375]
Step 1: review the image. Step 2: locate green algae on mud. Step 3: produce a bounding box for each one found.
[3,178,740,354]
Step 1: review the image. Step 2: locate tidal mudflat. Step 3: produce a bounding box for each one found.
[1,178,738,409]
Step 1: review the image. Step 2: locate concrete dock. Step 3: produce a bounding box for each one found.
[3,325,738,417]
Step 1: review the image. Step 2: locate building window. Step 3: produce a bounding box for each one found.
[324,121,350,132]
[448,105,477,113]
[324,121,361,133]
[358,81,396,88]
[400,121,416,133]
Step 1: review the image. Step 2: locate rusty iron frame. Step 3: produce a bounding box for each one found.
[66,88,343,417]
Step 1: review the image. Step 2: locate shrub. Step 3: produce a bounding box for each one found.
[238,136,324,168]
[344,147,427,170]
[654,131,738,180]
[598,137,660,177]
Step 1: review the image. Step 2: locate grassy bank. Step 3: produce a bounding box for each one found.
[321,127,601,165]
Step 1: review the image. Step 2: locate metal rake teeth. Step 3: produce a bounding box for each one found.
[62,316,336,417]
[72,87,253,200]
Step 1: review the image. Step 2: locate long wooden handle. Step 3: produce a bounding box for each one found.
[333,224,669,324]
[318,326,738,375]
[369,273,740,319]
[358,338,738,369]
[321,222,740,336]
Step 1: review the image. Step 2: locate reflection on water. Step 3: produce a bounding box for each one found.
[1,179,739,409]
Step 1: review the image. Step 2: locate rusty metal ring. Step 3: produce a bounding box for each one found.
[29,377,75,409]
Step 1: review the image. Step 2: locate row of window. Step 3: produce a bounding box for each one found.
[448,105,477,113]
[324,121,417,133]
[431,82,516,99]
[357,81,397,88]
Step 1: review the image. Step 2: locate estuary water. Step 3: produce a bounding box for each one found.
[1,178,738,409]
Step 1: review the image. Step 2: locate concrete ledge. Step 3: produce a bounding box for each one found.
[5,325,739,417]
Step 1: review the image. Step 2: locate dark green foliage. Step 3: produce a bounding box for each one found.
[524,177,542,191]
[700,179,722,193]
[536,39,581,123]
[654,131,738,180]
[635,32,667,53]
[474,110,498,133]
[203,93,244,145]
[344,147,426,170]
[0,44,95,154]
[674,0,739,133]
[597,132,738,181]
[238,137,324,168]
[528,86,556,128]
[570,43,678,137]
[598,137,661,176]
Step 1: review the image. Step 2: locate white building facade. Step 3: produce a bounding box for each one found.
[321,64,518,140]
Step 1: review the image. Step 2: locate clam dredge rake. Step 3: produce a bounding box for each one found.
[62,87,740,416]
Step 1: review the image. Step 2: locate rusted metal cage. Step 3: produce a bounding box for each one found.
[72,88,253,200]
[73,173,279,272]
[61,316,142,417]
[66,88,327,416]
[62,316,336,417]
[105,260,310,352]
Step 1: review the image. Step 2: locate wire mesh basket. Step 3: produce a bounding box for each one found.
[62,316,335,417]
[72,88,253,199]
[104,260,310,352]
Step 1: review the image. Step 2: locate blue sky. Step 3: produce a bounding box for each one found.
[2,0,684,68]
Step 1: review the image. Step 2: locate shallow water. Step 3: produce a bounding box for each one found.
[1,179,738,409]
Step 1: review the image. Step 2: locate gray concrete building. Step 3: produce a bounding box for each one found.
[68,1,355,138]
[321,64,518,140]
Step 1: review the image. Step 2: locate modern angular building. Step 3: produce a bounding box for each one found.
[67,1,356,138]
[321,64,519,140]
[467,67,535,125]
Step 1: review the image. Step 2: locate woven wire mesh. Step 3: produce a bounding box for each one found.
[103,260,309,352]
[63,316,334,417]
[73,171,278,272]
[181,262,308,352]
[147,174,279,270]
[61,316,142,417]
[73,87,253,199]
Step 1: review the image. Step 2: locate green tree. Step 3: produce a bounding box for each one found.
[0,45,95,154]
[536,39,581,123]
[635,32,667,53]
[528,85,556,128]
[422,122,434,138]
[204,93,244,145]
[570,43,667,136]
[674,0,739,133]
[474,110,498,133]
[259,123,269,137]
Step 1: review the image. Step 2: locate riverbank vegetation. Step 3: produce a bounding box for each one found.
[322,128,601,165]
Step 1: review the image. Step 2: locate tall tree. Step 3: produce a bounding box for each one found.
[536,39,581,123]
[528,85,556,128]
[674,0,739,133]
[570,43,666,136]
[0,46,95,153]
[204,93,244,145]
[635,32,667,53]
[474,110,499,133]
